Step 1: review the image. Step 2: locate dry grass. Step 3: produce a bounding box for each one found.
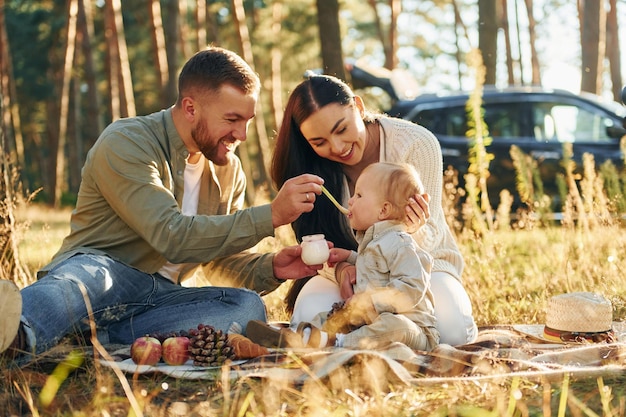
[3,203,626,416]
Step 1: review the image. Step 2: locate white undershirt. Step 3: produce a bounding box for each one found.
[158,154,205,282]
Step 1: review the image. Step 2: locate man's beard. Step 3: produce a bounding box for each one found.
[192,119,237,166]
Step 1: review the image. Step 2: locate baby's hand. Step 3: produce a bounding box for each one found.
[327,247,353,267]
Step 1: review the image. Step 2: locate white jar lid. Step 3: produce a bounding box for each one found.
[302,234,325,242]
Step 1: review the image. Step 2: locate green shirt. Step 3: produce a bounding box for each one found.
[40,108,282,294]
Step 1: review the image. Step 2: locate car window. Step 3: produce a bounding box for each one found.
[532,102,614,143]
[415,102,525,140]
[483,103,524,139]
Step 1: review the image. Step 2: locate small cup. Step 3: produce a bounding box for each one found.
[300,234,330,265]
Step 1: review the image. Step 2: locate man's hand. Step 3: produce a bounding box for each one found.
[404,193,430,234]
[272,245,320,280]
[270,174,324,228]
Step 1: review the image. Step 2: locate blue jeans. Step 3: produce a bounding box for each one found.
[21,254,267,354]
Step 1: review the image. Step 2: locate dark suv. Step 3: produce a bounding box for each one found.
[348,63,626,208]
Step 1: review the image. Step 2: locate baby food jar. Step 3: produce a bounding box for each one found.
[300,234,330,265]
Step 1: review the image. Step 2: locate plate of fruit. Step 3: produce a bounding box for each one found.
[100,323,269,376]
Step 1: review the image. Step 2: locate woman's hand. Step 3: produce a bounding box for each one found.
[404,193,430,234]
[336,262,356,299]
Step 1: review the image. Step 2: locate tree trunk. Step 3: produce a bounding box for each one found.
[316,0,345,79]
[270,1,284,132]
[163,0,179,105]
[78,0,102,152]
[231,0,270,199]
[69,79,81,192]
[500,0,515,85]
[513,0,524,84]
[452,0,470,89]
[148,0,169,107]
[0,0,25,178]
[54,0,79,208]
[524,0,541,85]
[104,0,121,121]
[367,0,387,69]
[478,0,498,85]
[206,2,220,44]
[387,0,400,70]
[178,0,192,60]
[196,0,207,50]
[580,0,604,94]
[606,0,622,101]
[111,0,135,117]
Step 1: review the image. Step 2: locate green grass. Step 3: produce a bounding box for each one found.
[4,204,626,416]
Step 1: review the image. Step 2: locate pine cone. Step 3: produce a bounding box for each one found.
[326,301,346,319]
[188,323,236,367]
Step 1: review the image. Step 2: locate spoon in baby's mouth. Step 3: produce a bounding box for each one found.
[320,185,350,215]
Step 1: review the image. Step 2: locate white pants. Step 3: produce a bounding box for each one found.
[291,271,478,346]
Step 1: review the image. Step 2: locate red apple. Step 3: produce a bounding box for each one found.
[161,336,190,365]
[130,336,162,366]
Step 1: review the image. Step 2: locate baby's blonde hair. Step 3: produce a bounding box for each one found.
[362,162,424,221]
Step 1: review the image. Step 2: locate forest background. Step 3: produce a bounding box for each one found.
[1,0,624,208]
[1,0,626,280]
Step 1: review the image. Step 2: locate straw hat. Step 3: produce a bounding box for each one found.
[542,292,614,343]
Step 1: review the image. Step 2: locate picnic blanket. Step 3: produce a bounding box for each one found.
[99,323,626,386]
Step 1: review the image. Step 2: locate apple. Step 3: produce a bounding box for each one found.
[161,336,190,365]
[130,336,162,366]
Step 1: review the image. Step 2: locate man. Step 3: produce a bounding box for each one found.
[0,46,331,359]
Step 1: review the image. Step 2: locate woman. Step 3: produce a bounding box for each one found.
[270,74,477,346]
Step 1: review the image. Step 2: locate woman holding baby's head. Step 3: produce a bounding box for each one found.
[271,74,477,345]
[347,162,424,232]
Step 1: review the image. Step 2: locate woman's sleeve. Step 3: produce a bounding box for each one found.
[402,127,447,253]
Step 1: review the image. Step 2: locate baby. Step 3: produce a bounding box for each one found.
[248,161,439,351]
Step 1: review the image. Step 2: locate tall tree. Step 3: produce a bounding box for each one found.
[196,0,207,50]
[453,0,471,89]
[0,0,25,177]
[580,0,605,94]
[104,0,121,121]
[316,0,345,79]
[163,0,179,106]
[54,0,79,208]
[270,1,284,131]
[606,0,622,101]
[231,0,270,199]
[148,0,169,107]
[77,0,102,149]
[478,0,498,85]
[112,0,136,117]
[178,0,192,60]
[366,0,400,70]
[500,0,515,85]
[523,0,540,85]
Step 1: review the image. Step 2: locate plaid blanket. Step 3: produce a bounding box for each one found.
[100,323,626,385]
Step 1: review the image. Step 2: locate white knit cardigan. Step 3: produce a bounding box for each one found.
[376,116,464,281]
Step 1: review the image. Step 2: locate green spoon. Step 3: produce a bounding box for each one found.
[321,185,349,215]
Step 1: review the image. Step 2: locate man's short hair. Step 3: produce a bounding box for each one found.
[177,46,260,103]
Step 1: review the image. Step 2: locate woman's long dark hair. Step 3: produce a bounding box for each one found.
[271,75,361,312]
